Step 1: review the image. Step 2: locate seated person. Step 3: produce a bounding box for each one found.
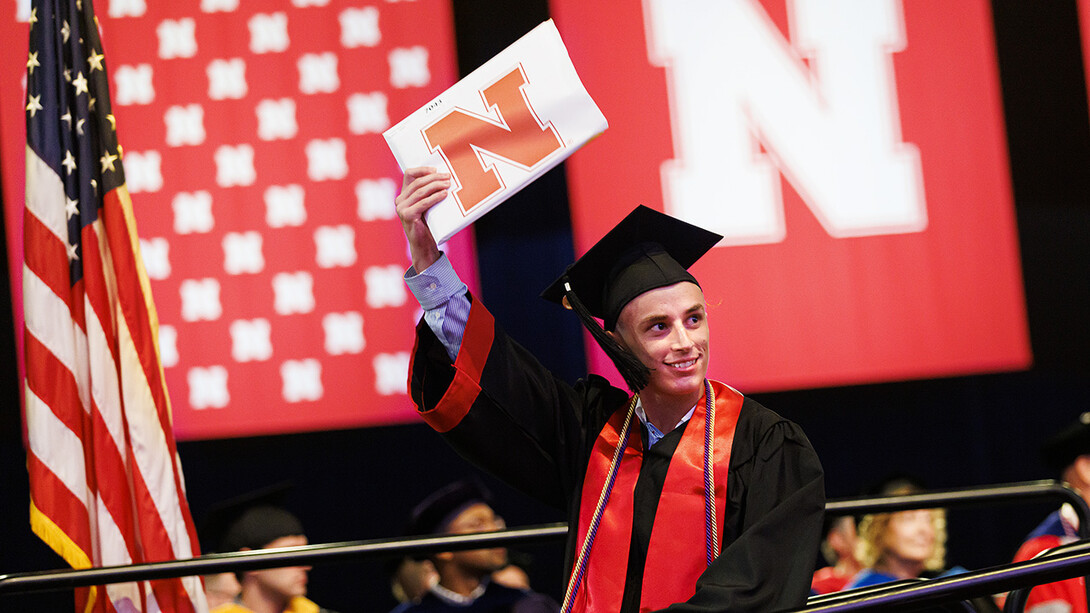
[845,479,1003,612]
[201,487,336,613]
[391,480,558,612]
[846,479,949,589]
[1011,413,1090,613]
[811,515,863,594]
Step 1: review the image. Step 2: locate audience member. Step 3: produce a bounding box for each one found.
[201,486,336,613]
[845,479,950,589]
[1012,413,1090,613]
[392,480,558,612]
[811,515,863,594]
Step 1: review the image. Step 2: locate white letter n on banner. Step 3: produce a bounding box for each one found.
[645,0,926,245]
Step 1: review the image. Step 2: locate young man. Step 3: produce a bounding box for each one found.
[205,500,334,613]
[392,480,558,612]
[397,167,825,612]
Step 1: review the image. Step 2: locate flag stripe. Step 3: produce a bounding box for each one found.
[24,146,69,240]
[82,230,130,456]
[102,188,178,461]
[24,331,86,440]
[23,263,91,408]
[25,386,91,536]
[94,494,152,613]
[82,222,123,369]
[24,204,74,313]
[131,465,201,611]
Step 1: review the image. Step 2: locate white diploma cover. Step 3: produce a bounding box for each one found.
[383,19,608,244]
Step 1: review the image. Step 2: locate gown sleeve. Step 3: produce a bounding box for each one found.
[408,293,623,511]
[656,405,826,613]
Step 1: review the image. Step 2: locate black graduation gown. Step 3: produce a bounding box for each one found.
[408,295,825,612]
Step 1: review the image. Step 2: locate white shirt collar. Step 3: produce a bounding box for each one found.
[429,579,487,605]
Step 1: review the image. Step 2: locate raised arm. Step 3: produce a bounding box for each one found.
[395,166,450,272]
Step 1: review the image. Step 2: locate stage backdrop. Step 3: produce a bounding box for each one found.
[548,0,1032,391]
[1,0,476,439]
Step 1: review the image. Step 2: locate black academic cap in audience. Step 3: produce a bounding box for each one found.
[859,472,927,498]
[199,482,303,553]
[407,479,493,536]
[1042,413,1090,474]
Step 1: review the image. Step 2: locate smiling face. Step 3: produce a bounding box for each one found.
[881,509,937,568]
[613,281,710,407]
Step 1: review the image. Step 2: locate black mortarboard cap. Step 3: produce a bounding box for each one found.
[407,479,493,536]
[1042,413,1090,474]
[540,205,722,391]
[199,482,304,554]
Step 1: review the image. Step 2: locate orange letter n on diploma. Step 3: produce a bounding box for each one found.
[423,67,563,214]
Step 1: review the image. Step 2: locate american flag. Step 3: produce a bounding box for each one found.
[23,0,207,611]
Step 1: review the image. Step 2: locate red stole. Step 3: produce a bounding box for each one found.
[570,381,742,612]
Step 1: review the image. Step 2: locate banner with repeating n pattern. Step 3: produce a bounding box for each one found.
[548,0,1032,391]
[1,0,476,440]
[384,19,607,246]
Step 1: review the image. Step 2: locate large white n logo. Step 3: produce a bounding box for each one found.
[645,0,925,245]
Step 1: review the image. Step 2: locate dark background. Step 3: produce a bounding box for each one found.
[3,1,1090,610]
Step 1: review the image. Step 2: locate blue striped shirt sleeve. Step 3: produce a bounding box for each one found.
[403,252,470,361]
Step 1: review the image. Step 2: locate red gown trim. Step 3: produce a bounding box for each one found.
[416,299,495,433]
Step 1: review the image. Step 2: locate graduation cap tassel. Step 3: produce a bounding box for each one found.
[564,280,650,392]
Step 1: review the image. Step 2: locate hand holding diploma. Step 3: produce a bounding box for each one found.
[385,19,607,245]
[396,167,450,272]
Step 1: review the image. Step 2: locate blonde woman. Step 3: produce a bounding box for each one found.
[845,481,951,589]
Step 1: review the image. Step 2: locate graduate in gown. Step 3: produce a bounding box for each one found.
[395,167,825,612]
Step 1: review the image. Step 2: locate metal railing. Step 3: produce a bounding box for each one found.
[1,480,1085,612]
[826,479,1089,539]
[791,543,1090,612]
[0,524,568,596]
[1001,540,1090,613]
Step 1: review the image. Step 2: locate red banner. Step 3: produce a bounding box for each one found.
[549,0,1030,390]
[2,0,473,439]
